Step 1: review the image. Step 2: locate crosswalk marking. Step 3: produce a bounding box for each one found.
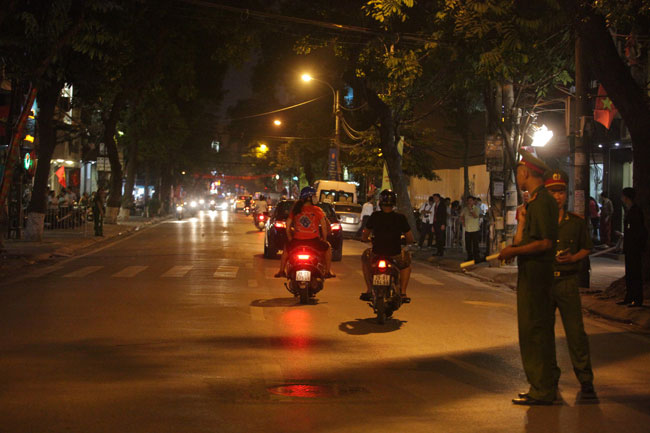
[411,273,443,286]
[161,266,193,278]
[63,266,103,278]
[214,265,238,279]
[112,266,148,278]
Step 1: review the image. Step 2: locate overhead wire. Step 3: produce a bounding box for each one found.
[226,95,327,121]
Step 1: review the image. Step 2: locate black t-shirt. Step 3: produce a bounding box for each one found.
[365,210,411,256]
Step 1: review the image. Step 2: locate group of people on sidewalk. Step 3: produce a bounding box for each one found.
[418,193,486,263]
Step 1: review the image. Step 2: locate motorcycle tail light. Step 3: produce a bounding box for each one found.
[330,223,341,231]
[275,221,286,229]
[258,215,265,220]
[378,260,387,269]
[297,254,311,261]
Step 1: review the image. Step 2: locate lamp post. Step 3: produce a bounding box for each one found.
[301,73,341,180]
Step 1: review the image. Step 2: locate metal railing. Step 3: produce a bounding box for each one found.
[44,205,91,230]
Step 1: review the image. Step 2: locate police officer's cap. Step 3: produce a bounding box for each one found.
[518,150,550,176]
[544,169,569,190]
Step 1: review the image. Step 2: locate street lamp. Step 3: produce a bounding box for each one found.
[531,124,553,147]
[273,119,282,126]
[301,73,341,180]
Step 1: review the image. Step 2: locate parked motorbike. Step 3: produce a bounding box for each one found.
[253,211,269,231]
[284,246,326,304]
[368,256,405,324]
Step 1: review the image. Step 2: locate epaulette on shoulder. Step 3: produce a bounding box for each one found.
[568,212,584,219]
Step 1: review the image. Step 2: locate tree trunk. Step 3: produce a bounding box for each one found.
[160,164,173,215]
[119,138,138,221]
[103,92,126,224]
[571,6,650,279]
[25,82,63,241]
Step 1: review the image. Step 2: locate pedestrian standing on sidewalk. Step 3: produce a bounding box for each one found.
[618,187,647,307]
[599,193,614,245]
[589,196,600,240]
[460,196,481,262]
[430,193,447,257]
[545,170,596,400]
[418,196,435,249]
[93,187,106,237]
[498,151,558,406]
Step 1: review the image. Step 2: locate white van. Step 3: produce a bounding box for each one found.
[314,180,357,204]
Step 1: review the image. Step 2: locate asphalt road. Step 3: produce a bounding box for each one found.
[1,210,649,433]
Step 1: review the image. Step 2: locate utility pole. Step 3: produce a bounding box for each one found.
[575,35,591,288]
[574,36,590,218]
[334,89,341,181]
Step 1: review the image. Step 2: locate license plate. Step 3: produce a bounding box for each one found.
[373,274,391,286]
[343,217,355,223]
[296,270,311,282]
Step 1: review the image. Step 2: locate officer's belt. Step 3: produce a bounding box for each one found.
[554,270,577,278]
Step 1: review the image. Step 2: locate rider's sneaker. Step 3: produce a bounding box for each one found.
[274,271,286,278]
[324,272,336,279]
[400,294,411,303]
[360,292,372,301]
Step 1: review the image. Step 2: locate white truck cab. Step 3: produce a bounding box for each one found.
[314,180,357,204]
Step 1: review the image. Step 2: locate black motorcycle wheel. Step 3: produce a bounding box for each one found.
[299,287,309,304]
[375,295,386,324]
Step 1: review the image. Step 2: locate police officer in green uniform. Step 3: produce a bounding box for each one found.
[545,170,596,399]
[499,151,558,405]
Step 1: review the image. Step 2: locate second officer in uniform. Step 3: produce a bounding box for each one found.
[545,170,596,399]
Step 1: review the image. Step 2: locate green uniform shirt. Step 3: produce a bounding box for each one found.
[519,185,558,266]
[555,212,593,273]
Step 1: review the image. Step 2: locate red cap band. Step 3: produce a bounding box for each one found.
[519,160,545,175]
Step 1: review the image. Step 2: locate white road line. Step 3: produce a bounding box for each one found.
[63,266,103,278]
[248,279,258,288]
[112,266,148,278]
[250,306,265,321]
[161,266,193,278]
[411,273,443,286]
[213,265,238,279]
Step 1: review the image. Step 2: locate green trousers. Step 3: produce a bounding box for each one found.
[517,260,557,401]
[551,275,594,385]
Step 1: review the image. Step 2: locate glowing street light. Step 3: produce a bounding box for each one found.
[531,124,553,147]
[259,143,268,153]
[300,72,341,180]
[273,119,282,126]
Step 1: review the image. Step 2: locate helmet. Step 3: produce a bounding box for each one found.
[379,189,397,207]
[300,186,317,200]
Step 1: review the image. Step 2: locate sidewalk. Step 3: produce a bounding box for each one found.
[0,216,168,280]
[412,246,650,330]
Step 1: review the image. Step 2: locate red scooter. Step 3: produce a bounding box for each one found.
[284,246,326,304]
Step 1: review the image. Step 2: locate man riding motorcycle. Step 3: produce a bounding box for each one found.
[275,187,335,279]
[255,195,269,214]
[360,189,414,302]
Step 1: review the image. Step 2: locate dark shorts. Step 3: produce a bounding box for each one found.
[286,237,330,252]
[361,248,411,270]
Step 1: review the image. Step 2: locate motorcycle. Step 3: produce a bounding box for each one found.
[284,246,326,304]
[253,211,269,231]
[175,204,184,220]
[368,256,405,324]
[243,205,251,216]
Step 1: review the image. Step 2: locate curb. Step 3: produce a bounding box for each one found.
[412,252,650,331]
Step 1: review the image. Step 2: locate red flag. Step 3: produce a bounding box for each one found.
[55,166,66,188]
[594,84,617,129]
